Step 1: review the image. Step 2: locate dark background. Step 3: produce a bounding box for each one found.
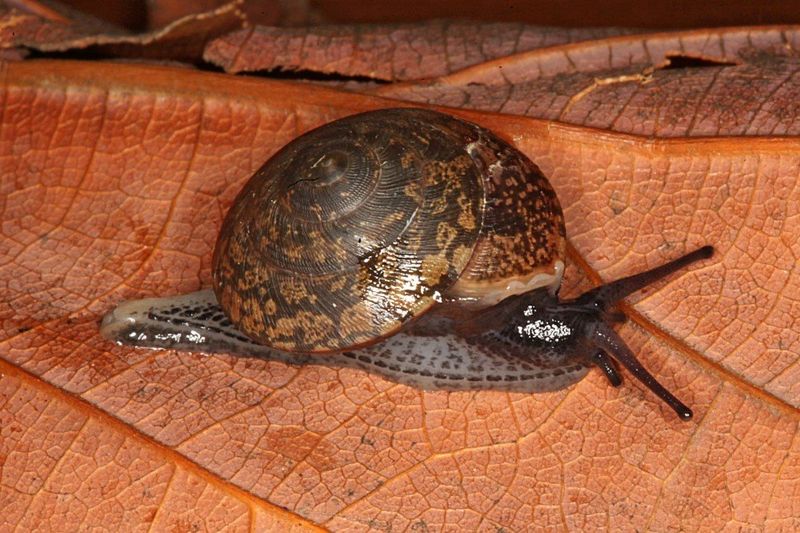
[61,0,800,31]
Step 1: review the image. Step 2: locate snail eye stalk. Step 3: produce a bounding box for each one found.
[576,246,713,421]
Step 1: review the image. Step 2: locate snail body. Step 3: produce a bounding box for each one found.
[101,108,713,420]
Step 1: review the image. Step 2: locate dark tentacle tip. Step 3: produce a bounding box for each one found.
[677,406,693,421]
[697,245,714,259]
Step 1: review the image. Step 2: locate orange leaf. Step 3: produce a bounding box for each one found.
[1,55,798,531]
[0,1,244,61]
[202,21,636,79]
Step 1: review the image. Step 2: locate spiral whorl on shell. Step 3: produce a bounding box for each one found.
[213,108,565,353]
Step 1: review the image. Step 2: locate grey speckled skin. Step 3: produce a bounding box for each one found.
[101,245,713,420]
[99,288,591,394]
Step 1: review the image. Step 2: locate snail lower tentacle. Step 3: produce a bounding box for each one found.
[590,322,693,420]
[592,351,622,387]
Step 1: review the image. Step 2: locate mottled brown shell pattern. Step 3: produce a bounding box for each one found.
[447,118,565,302]
[213,108,565,353]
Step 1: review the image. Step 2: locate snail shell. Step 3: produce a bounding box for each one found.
[213,108,565,353]
[101,108,714,420]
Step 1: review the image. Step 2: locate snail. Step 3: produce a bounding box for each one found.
[100,107,713,421]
